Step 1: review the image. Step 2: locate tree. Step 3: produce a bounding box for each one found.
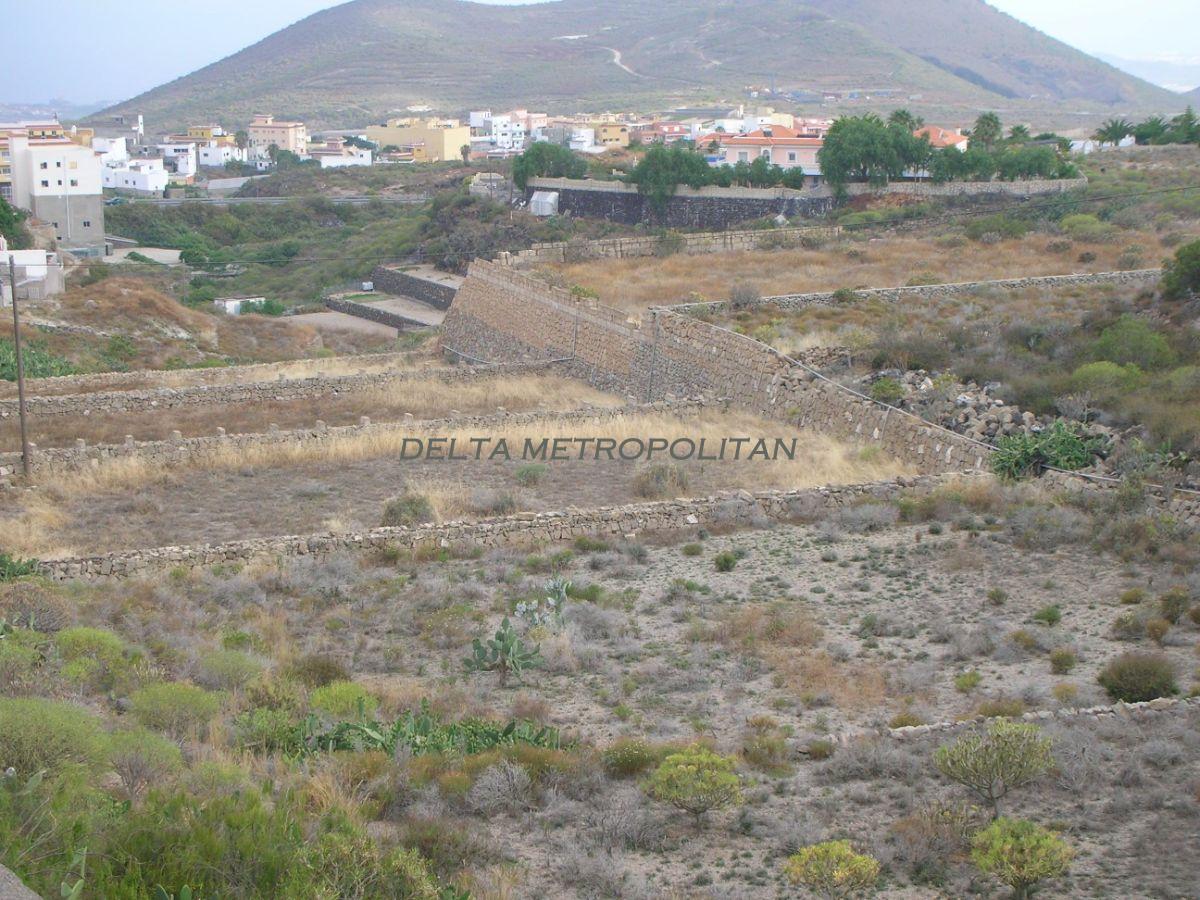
[1007,124,1031,144]
[1132,115,1169,145]
[888,109,924,133]
[459,143,470,165]
[1160,239,1200,300]
[645,745,741,821]
[934,720,1054,818]
[628,145,715,210]
[1167,106,1200,144]
[972,818,1073,899]
[342,135,375,150]
[511,142,587,190]
[0,197,31,249]
[818,114,901,192]
[233,130,248,150]
[969,112,1003,152]
[783,841,880,899]
[463,618,541,687]
[1093,118,1133,145]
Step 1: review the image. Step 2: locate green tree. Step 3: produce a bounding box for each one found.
[1167,106,1200,144]
[1132,115,1169,145]
[934,720,1054,818]
[233,130,248,150]
[887,109,923,133]
[783,841,880,899]
[969,112,1003,152]
[1007,124,1031,143]
[1160,239,1200,300]
[511,142,586,190]
[972,818,1072,899]
[1093,118,1133,144]
[0,197,30,249]
[818,114,901,192]
[628,145,714,210]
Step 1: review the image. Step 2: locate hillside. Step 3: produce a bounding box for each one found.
[91,0,1179,131]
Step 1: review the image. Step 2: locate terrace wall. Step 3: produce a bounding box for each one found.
[369,267,459,310]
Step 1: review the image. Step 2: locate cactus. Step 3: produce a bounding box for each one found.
[463,618,542,687]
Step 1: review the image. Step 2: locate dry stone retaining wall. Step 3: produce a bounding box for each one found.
[670,269,1162,314]
[442,261,991,474]
[369,267,458,310]
[0,361,553,420]
[36,476,941,581]
[322,297,426,331]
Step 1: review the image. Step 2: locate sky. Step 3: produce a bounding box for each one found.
[1,0,1197,106]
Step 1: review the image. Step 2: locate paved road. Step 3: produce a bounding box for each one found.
[126,194,430,207]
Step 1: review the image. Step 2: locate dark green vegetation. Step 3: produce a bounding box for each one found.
[0,197,31,250]
[89,0,1177,131]
[234,161,474,199]
[512,144,587,191]
[0,339,76,380]
[1094,107,1200,146]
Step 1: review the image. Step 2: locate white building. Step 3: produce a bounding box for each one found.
[157,142,197,178]
[568,127,596,152]
[4,132,105,250]
[213,296,265,315]
[308,139,372,169]
[92,136,129,167]
[198,142,246,167]
[469,110,493,130]
[103,158,168,195]
[0,235,65,307]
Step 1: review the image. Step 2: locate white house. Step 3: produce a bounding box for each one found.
[1,235,64,306]
[197,141,247,167]
[157,143,197,178]
[92,136,129,167]
[212,295,266,316]
[307,139,372,169]
[5,132,106,250]
[103,158,168,195]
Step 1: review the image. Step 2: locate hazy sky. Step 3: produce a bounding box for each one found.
[2,0,1197,104]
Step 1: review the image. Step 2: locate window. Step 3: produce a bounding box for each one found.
[68,161,77,170]
[39,161,48,169]
[760,148,770,158]
[737,151,749,163]
[52,221,58,228]
[40,179,49,187]
[55,161,62,167]
[82,220,91,227]
[787,152,797,163]
[69,179,78,187]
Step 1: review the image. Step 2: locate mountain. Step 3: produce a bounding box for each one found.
[91,0,1180,131]
[1185,87,1200,103]
[1096,53,1200,95]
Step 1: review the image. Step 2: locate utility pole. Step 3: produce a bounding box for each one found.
[7,256,30,477]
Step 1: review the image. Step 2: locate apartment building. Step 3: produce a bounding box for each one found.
[307,138,372,169]
[2,125,105,251]
[101,157,168,195]
[700,125,823,184]
[365,117,471,163]
[596,122,630,148]
[246,114,308,163]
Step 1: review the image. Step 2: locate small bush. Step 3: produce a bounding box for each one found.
[381,492,435,526]
[1160,239,1200,300]
[310,680,378,719]
[805,739,835,760]
[955,670,982,693]
[986,588,1008,607]
[645,745,741,818]
[130,682,222,737]
[1158,587,1191,624]
[1145,617,1170,646]
[286,653,349,688]
[1110,611,1146,641]
[602,738,665,777]
[197,649,263,690]
[975,698,1027,719]
[783,840,880,897]
[992,422,1103,479]
[681,542,703,557]
[729,282,761,309]
[1031,605,1062,626]
[514,463,547,486]
[1097,652,1178,702]
[1049,648,1077,674]
[889,711,925,729]
[109,727,184,798]
[0,697,109,774]
[869,377,905,405]
[934,720,1054,818]
[1091,315,1176,370]
[1119,587,1147,605]
[714,551,738,573]
[1059,213,1115,242]
[632,463,688,499]
[972,818,1072,897]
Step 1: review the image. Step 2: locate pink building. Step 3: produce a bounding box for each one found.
[700,125,823,181]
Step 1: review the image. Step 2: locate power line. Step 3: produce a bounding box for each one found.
[93,181,1200,270]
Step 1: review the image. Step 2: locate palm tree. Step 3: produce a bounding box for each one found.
[1008,124,1031,143]
[1093,118,1133,145]
[888,109,924,133]
[969,112,1003,151]
[1132,116,1168,145]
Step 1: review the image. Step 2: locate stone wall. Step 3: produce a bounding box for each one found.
[0,361,550,420]
[1,396,698,481]
[441,261,992,475]
[670,269,1163,314]
[369,267,459,310]
[498,225,843,268]
[322,297,424,331]
[842,177,1088,199]
[526,178,836,229]
[36,476,941,581]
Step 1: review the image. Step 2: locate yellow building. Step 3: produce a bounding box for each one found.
[597,122,630,148]
[247,114,308,159]
[364,117,471,163]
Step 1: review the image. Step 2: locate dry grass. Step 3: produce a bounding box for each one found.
[0,373,620,450]
[554,230,1162,309]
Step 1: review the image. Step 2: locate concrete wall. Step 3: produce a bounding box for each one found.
[670,269,1164,314]
[322,297,422,331]
[36,476,940,581]
[499,225,843,268]
[441,261,991,475]
[370,267,459,310]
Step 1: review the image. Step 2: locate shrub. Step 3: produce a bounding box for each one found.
[0,697,109,774]
[1069,361,1146,397]
[1145,617,1170,646]
[1049,648,1077,674]
[1031,605,1062,626]
[514,463,547,486]
[1091,315,1176,370]
[1059,213,1115,242]
[463,618,541,688]
[310,680,378,719]
[130,682,222,737]
[831,287,860,304]
[741,717,791,773]
[972,818,1072,899]
[602,738,664,777]
[805,739,835,760]
[934,720,1054,818]
[869,377,904,405]
[1160,239,1200,300]
[0,553,40,581]
[235,706,304,754]
[381,492,435,526]
[991,422,1103,479]
[681,542,703,557]
[1158,587,1191,624]
[955,670,982,693]
[729,282,761,309]
[1097,652,1178,702]
[197,649,263,690]
[645,745,741,819]
[0,582,69,631]
[1111,610,1146,641]
[632,462,688,499]
[109,727,184,798]
[714,551,738,573]
[986,588,1008,607]
[966,215,1028,241]
[1119,587,1147,605]
[975,698,1027,719]
[56,625,134,692]
[467,760,531,814]
[889,711,924,729]
[783,840,880,898]
[286,653,349,688]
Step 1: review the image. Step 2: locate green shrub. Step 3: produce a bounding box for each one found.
[381,492,435,526]
[1157,587,1191,624]
[1097,652,1178,702]
[1059,213,1115,242]
[972,818,1072,899]
[1069,361,1146,397]
[966,215,1029,241]
[197,649,263,690]
[991,422,1103,479]
[109,728,184,798]
[1145,617,1170,646]
[889,711,925,729]
[645,745,741,819]
[805,739,835,760]
[0,553,40,581]
[463,619,541,688]
[934,720,1054,817]
[0,697,109,774]
[602,738,664,777]
[714,551,738,573]
[1049,648,1077,674]
[955,670,982,693]
[1031,605,1062,626]
[285,653,348,688]
[235,707,304,754]
[514,463,547,486]
[975,698,1027,719]
[130,682,222,737]
[869,377,905,405]
[1091,315,1176,370]
[783,840,880,897]
[1119,587,1147,605]
[632,463,688,499]
[309,680,378,719]
[56,626,136,692]
[681,542,703,557]
[1160,239,1200,300]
